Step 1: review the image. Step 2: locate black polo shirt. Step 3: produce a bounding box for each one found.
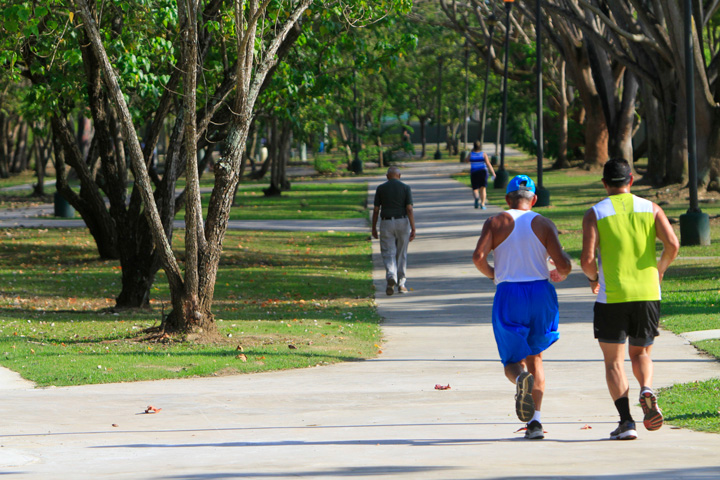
[374,179,413,219]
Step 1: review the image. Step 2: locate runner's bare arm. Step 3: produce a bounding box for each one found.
[580,209,600,293]
[534,216,572,281]
[407,204,416,242]
[653,203,679,281]
[472,216,496,279]
[371,206,380,239]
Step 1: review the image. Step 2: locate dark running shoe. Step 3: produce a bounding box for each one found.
[524,420,544,440]
[610,420,637,440]
[515,371,535,423]
[474,198,479,209]
[386,278,396,296]
[640,390,664,431]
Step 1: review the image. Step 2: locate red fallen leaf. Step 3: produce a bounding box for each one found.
[434,384,451,390]
[144,405,162,414]
[581,424,592,430]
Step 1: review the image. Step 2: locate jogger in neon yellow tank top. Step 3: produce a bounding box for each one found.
[581,159,679,440]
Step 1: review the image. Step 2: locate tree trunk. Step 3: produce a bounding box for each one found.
[640,87,667,186]
[336,121,353,166]
[32,129,51,196]
[608,70,638,167]
[0,113,9,179]
[419,116,427,159]
[11,122,29,173]
[552,60,570,169]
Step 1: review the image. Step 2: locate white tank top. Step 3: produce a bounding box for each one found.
[493,209,550,284]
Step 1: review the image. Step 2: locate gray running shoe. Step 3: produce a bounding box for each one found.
[398,285,408,294]
[386,278,396,296]
[640,390,663,431]
[515,371,535,422]
[524,420,544,440]
[610,420,637,440]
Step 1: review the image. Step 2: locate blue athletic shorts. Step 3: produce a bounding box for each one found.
[492,280,560,366]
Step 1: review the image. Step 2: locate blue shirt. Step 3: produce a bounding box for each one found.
[469,151,487,172]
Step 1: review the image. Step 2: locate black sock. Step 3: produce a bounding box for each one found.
[614,397,634,423]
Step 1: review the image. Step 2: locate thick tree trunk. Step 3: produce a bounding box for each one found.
[640,87,667,186]
[582,105,608,169]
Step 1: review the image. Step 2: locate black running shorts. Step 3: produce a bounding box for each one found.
[593,301,660,347]
[470,169,488,189]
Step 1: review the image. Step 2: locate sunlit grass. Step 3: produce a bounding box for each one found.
[0,228,381,386]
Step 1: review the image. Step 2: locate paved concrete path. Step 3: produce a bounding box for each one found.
[2,161,720,479]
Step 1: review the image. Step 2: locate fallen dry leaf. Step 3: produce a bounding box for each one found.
[144,405,162,414]
[112,424,119,427]
[236,345,244,351]
[236,353,247,361]
[581,424,592,430]
[434,384,451,390]
[288,344,297,349]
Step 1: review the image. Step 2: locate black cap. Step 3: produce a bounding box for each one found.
[603,158,632,185]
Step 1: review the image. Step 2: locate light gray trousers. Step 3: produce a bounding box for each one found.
[379,217,411,286]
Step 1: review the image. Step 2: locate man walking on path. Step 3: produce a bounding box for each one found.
[473,174,572,440]
[581,158,679,441]
[372,166,416,296]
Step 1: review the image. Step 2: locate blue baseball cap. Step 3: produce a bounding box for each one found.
[506,175,536,194]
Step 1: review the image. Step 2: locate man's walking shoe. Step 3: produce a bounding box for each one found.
[474,198,479,209]
[398,285,408,294]
[640,391,664,431]
[610,420,637,440]
[515,371,535,423]
[386,278,396,296]
[524,420,544,440]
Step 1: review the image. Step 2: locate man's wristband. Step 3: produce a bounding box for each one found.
[587,274,599,282]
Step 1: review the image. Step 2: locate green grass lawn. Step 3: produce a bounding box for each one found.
[456,154,720,433]
[209,182,369,220]
[0,228,381,386]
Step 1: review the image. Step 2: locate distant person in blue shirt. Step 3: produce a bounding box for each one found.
[463,140,496,209]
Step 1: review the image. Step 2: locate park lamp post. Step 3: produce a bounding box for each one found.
[462,37,469,161]
[679,0,710,245]
[434,57,444,160]
[351,69,363,174]
[495,0,513,189]
[534,0,550,206]
[479,14,497,150]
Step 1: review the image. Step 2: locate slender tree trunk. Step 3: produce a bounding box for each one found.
[0,113,9,179]
[419,116,427,159]
[608,71,638,168]
[553,60,570,169]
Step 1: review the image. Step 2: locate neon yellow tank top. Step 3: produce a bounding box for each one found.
[592,193,660,303]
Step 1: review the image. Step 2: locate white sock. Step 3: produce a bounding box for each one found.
[531,410,541,424]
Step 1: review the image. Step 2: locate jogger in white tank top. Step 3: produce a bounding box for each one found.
[473,175,573,440]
